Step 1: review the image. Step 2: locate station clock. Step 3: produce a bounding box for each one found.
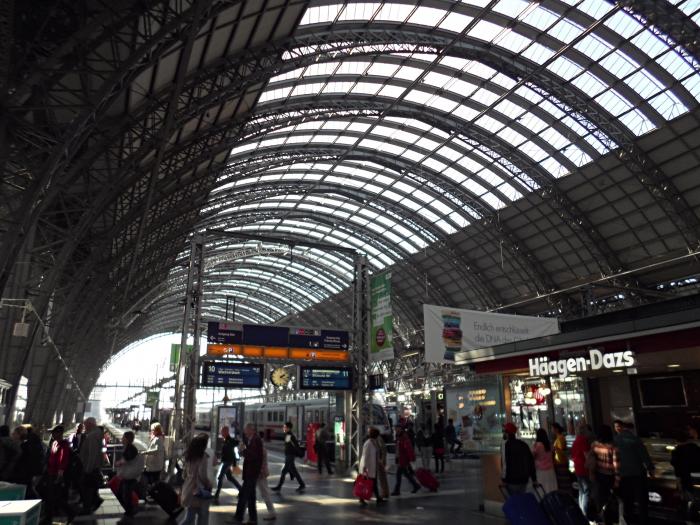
[270,367,291,388]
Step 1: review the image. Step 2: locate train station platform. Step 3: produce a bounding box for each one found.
[74,423,504,525]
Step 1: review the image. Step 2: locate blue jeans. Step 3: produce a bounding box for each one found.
[215,461,241,495]
[577,475,591,516]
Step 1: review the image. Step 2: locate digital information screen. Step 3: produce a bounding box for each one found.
[299,366,353,391]
[289,328,349,350]
[243,324,289,347]
[207,322,243,345]
[200,361,264,388]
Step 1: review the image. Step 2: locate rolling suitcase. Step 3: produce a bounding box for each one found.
[415,468,439,492]
[148,481,182,517]
[540,490,588,525]
[502,491,551,525]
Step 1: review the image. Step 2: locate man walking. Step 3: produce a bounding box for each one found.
[79,417,104,514]
[614,420,654,524]
[272,422,305,493]
[445,419,462,456]
[214,426,242,503]
[314,423,333,475]
[233,424,263,525]
[500,422,536,495]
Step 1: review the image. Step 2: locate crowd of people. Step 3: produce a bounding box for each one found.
[501,419,700,524]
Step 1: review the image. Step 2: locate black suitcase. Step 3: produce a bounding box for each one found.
[541,490,588,525]
[148,481,182,517]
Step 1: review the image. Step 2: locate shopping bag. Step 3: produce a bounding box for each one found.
[353,474,374,500]
[231,465,242,477]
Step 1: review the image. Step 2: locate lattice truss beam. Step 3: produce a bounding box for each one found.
[1,0,700,417]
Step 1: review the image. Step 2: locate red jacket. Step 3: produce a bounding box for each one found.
[47,439,71,476]
[571,435,590,477]
[397,434,416,467]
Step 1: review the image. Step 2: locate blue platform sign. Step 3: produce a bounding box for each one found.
[299,366,353,391]
[200,361,264,388]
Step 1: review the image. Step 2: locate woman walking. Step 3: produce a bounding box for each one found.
[552,422,572,493]
[142,423,165,486]
[532,428,557,493]
[358,428,385,505]
[180,434,213,525]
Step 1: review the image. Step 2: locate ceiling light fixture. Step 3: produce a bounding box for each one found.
[667,364,681,368]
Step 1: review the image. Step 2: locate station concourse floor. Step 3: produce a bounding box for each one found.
[67,434,506,525]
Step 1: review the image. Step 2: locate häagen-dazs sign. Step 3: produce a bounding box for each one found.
[529,349,635,379]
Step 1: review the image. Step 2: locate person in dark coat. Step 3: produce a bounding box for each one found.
[233,424,263,524]
[391,428,420,495]
[213,426,242,502]
[432,424,446,473]
[10,425,45,499]
[501,422,536,495]
[314,423,333,475]
[271,422,305,492]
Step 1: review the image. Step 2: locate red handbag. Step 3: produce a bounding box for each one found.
[353,474,374,500]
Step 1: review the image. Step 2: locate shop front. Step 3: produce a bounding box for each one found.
[468,327,700,520]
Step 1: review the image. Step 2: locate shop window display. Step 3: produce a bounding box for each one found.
[508,375,587,444]
[445,376,504,453]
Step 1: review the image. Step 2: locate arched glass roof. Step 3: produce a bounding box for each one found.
[203,0,700,326]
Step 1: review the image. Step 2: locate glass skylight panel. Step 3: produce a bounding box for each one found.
[374,2,413,22]
[394,66,423,81]
[547,56,584,81]
[337,2,380,22]
[617,109,654,136]
[648,91,686,120]
[422,157,447,173]
[574,34,613,62]
[407,6,446,27]
[452,104,479,122]
[569,71,607,98]
[415,136,440,152]
[439,12,474,33]
[493,0,530,18]
[378,84,405,98]
[350,81,380,95]
[435,219,457,234]
[300,4,343,25]
[481,192,506,210]
[520,5,559,31]
[520,42,556,65]
[467,20,503,42]
[548,18,584,45]
[603,10,645,40]
[334,135,359,145]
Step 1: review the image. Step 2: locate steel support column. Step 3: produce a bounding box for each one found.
[349,254,370,469]
[169,234,204,473]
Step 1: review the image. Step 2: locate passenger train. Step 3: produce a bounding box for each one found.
[245,398,391,442]
[195,398,392,443]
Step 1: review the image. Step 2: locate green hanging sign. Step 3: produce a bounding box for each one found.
[170,343,193,372]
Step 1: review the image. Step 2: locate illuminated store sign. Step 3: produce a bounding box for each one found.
[529,349,635,379]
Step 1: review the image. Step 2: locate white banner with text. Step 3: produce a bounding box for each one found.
[423,304,560,363]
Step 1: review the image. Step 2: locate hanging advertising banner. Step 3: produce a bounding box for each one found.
[423,304,559,364]
[370,272,393,362]
[170,344,193,372]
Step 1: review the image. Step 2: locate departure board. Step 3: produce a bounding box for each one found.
[200,361,264,388]
[289,328,349,350]
[207,322,243,344]
[299,366,353,391]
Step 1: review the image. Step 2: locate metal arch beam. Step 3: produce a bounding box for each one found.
[203,179,503,306]
[616,0,700,70]
[239,98,624,279]
[0,0,233,295]
[218,142,547,299]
